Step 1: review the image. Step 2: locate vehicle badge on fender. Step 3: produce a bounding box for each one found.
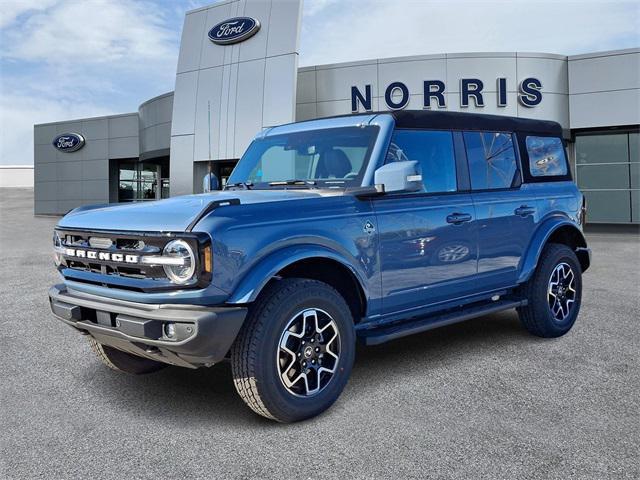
[363,221,375,235]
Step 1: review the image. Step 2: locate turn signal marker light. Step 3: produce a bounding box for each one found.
[204,246,212,273]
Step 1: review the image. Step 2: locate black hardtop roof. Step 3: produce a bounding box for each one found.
[388,110,562,135]
[387,110,563,135]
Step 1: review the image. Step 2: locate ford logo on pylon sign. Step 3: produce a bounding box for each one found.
[208,17,260,45]
[52,133,85,153]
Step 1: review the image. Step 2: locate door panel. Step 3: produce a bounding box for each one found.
[374,194,478,314]
[472,186,540,289]
[462,130,537,290]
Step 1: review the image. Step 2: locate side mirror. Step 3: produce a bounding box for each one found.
[374,160,422,194]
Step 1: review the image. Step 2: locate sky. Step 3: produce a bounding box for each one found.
[0,0,638,166]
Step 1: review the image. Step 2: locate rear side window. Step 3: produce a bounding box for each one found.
[526,136,568,177]
[387,130,457,193]
[463,131,518,190]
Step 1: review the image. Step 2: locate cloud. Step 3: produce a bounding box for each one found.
[0,0,189,166]
[2,0,176,64]
[0,93,112,170]
[0,0,58,29]
[299,0,640,66]
[1,0,638,167]
[303,0,341,16]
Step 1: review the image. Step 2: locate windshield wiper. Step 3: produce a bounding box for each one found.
[268,179,317,188]
[225,181,253,190]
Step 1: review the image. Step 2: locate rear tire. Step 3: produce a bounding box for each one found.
[517,243,583,338]
[88,338,167,374]
[231,278,355,423]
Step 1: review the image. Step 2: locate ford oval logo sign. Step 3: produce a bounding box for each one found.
[52,133,85,153]
[208,17,260,45]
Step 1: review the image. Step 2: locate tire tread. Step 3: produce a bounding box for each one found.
[231,278,349,422]
[518,243,581,338]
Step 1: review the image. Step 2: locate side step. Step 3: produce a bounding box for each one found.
[358,298,527,346]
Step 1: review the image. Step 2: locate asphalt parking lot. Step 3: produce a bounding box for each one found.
[0,188,638,479]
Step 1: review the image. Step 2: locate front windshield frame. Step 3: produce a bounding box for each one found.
[227,125,380,189]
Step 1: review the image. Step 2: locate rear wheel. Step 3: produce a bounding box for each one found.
[517,243,583,338]
[231,278,355,423]
[88,338,167,374]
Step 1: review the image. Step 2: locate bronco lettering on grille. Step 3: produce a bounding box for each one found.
[64,248,140,264]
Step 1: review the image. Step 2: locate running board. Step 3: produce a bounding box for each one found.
[358,298,527,346]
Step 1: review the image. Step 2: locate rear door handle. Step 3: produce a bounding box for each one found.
[515,205,536,217]
[446,213,472,224]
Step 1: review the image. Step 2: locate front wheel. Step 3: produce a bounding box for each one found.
[231,278,355,423]
[517,243,583,338]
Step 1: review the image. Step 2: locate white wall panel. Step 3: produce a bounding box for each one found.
[296,69,316,104]
[569,50,640,94]
[34,124,57,145]
[518,93,569,128]
[296,102,317,121]
[570,90,640,129]
[263,54,298,126]
[446,56,517,93]
[266,0,302,57]
[297,53,571,128]
[177,9,207,74]
[234,59,266,157]
[568,49,640,129]
[517,56,568,94]
[237,0,270,62]
[170,0,302,195]
[316,63,377,102]
[446,92,519,116]
[169,135,195,197]
[199,2,235,69]
[377,58,446,97]
[171,72,199,136]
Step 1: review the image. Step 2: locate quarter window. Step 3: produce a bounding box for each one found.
[464,131,518,190]
[387,130,457,193]
[526,136,568,177]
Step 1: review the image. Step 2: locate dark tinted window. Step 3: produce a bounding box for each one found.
[464,131,518,190]
[526,136,568,176]
[387,130,457,193]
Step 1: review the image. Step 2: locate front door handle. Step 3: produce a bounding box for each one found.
[515,205,536,217]
[446,213,472,225]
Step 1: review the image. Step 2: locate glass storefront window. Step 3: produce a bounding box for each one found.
[117,160,169,202]
[575,132,638,224]
[575,134,629,164]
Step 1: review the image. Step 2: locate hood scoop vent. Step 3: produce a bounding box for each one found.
[186,198,241,232]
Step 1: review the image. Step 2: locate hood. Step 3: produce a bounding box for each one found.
[57,189,336,232]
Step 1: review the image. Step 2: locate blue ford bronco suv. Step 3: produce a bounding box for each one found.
[50,111,590,422]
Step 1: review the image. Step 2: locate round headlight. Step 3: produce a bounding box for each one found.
[162,239,196,284]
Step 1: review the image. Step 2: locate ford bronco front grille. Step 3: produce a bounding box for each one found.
[55,229,210,291]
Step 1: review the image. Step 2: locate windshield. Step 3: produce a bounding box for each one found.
[227,126,379,188]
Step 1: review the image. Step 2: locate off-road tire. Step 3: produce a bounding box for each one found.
[88,338,167,374]
[231,278,355,423]
[517,243,583,338]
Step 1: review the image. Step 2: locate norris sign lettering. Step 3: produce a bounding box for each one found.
[351,77,543,112]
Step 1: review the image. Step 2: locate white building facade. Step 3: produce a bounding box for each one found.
[34,0,639,223]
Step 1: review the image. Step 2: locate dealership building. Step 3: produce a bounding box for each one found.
[33,0,639,223]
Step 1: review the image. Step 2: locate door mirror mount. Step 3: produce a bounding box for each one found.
[373,161,422,194]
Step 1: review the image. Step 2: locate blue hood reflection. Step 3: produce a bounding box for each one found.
[57,190,330,232]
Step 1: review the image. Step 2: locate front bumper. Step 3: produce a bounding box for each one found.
[49,284,247,368]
